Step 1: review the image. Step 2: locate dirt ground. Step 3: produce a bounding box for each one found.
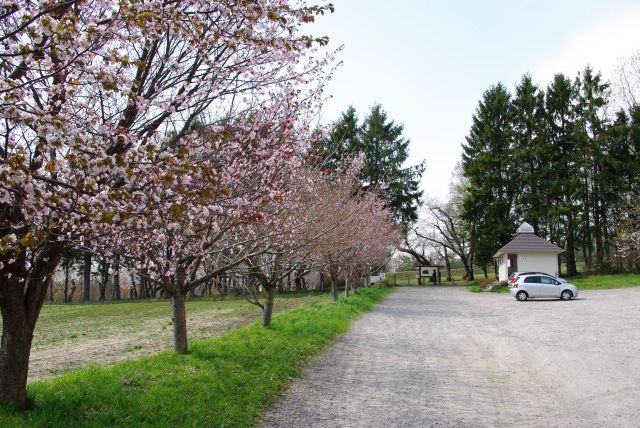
[26,295,323,382]
[263,286,640,427]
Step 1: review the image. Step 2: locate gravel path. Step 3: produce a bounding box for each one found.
[262,286,640,427]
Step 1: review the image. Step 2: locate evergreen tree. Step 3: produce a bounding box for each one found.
[511,74,549,237]
[459,67,640,276]
[461,83,517,271]
[325,105,425,229]
[545,73,580,276]
[574,67,610,269]
[323,106,359,170]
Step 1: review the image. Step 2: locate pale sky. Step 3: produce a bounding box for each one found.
[313,1,640,200]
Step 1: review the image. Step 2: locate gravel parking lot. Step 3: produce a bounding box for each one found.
[263,286,640,427]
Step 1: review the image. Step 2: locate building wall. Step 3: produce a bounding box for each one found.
[517,252,559,277]
[498,254,509,282]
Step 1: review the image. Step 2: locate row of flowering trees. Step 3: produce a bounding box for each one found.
[0,0,401,408]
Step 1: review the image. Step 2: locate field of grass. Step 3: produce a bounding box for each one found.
[0,293,329,382]
[0,287,393,427]
[568,273,640,290]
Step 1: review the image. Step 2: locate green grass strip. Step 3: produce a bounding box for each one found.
[1,286,394,428]
[568,273,640,290]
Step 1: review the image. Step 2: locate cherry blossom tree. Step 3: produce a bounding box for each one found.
[105,99,322,349]
[241,163,355,325]
[297,164,402,301]
[0,0,334,408]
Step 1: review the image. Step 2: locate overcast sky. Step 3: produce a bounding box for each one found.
[313,1,640,200]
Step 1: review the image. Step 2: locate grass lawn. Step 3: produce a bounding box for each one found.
[467,273,640,293]
[568,273,640,290]
[1,293,326,382]
[0,286,393,427]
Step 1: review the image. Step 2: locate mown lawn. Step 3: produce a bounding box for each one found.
[0,287,393,427]
[568,273,640,290]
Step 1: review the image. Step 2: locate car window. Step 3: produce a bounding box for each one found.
[540,276,559,285]
[524,276,541,284]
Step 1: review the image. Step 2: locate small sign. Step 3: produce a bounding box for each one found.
[420,267,432,277]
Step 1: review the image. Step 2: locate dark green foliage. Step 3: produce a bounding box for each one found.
[461,83,517,270]
[0,287,393,427]
[325,105,425,229]
[461,68,640,274]
[545,73,581,275]
[511,75,549,236]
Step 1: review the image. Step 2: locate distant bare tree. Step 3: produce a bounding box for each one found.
[412,199,475,281]
[613,50,640,109]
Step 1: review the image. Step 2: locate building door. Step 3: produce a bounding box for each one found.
[508,254,518,275]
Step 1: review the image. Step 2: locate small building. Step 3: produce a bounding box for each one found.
[494,222,564,282]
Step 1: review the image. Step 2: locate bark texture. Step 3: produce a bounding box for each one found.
[0,240,62,408]
[0,281,32,409]
[263,286,276,327]
[171,287,188,353]
[82,252,91,302]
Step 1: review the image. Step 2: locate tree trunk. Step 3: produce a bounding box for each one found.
[594,187,604,271]
[344,278,350,299]
[171,287,188,354]
[444,247,452,282]
[113,256,120,301]
[329,266,338,302]
[583,178,593,271]
[558,254,563,277]
[48,278,55,303]
[263,286,276,327]
[139,271,146,299]
[0,284,32,409]
[0,242,63,408]
[319,272,325,292]
[63,263,70,303]
[83,252,91,302]
[99,261,109,302]
[462,258,474,281]
[566,212,578,277]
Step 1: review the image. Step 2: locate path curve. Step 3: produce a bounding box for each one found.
[262,286,640,427]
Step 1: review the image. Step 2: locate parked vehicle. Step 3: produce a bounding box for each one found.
[508,271,567,286]
[508,272,521,286]
[510,274,578,301]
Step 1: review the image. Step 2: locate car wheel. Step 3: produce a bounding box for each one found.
[516,291,528,301]
[561,290,573,300]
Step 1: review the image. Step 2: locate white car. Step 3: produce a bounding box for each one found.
[510,274,578,301]
[508,271,568,286]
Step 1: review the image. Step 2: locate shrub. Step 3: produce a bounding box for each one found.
[477,278,495,287]
[489,282,509,293]
[376,278,392,287]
